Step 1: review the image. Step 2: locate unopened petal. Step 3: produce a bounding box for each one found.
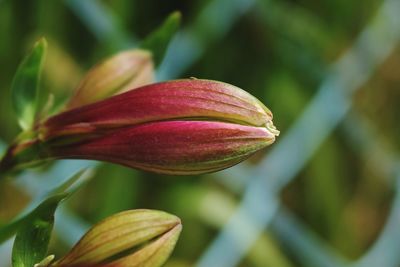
[43,80,272,140]
[54,210,181,266]
[101,224,182,267]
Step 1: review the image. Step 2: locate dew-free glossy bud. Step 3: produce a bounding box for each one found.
[38,79,279,175]
[53,210,181,267]
[67,49,154,109]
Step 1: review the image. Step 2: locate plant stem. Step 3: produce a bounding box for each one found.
[0,138,44,179]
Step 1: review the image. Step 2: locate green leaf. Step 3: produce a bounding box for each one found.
[141,11,181,66]
[0,169,92,245]
[11,38,47,130]
[12,195,62,267]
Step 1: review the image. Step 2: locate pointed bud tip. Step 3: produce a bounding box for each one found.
[266,120,280,137]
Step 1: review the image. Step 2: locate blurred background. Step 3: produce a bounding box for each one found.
[1,0,400,266]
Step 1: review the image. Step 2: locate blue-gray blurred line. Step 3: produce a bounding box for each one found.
[199,181,279,267]
[0,159,95,260]
[0,238,13,267]
[55,205,91,247]
[13,160,96,198]
[214,164,253,194]
[0,140,94,259]
[211,167,348,266]
[64,0,135,50]
[15,160,97,247]
[5,160,97,250]
[352,173,400,267]
[211,164,349,266]
[341,114,400,267]
[269,173,400,267]
[271,206,350,267]
[157,0,256,80]
[196,1,400,266]
[342,114,399,179]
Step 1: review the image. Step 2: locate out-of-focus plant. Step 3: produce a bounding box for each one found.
[0,10,278,267]
[66,49,154,109]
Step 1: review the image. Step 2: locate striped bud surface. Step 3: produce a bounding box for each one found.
[37,79,279,175]
[52,210,181,267]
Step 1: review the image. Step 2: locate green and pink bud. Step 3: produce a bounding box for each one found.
[49,209,182,267]
[66,49,154,109]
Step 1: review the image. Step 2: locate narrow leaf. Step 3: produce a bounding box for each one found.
[140,12,181,66]
[12,38,47,130]
[11,195,63,267]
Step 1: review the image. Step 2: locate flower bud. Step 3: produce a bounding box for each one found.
[66,49,154,109]
[0,79,278,175]
[53,210,182,267]
[37,79,279,175]
[35,79,279,174]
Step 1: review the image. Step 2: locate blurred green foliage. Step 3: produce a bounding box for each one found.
[0,0,399,266]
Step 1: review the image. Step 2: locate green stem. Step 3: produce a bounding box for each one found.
[0,132,46,179]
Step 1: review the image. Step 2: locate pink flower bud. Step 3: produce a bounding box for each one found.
[36,79,279,175]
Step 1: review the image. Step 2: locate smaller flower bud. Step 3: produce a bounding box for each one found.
[66,49,154,109]
[53,210,181,267]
